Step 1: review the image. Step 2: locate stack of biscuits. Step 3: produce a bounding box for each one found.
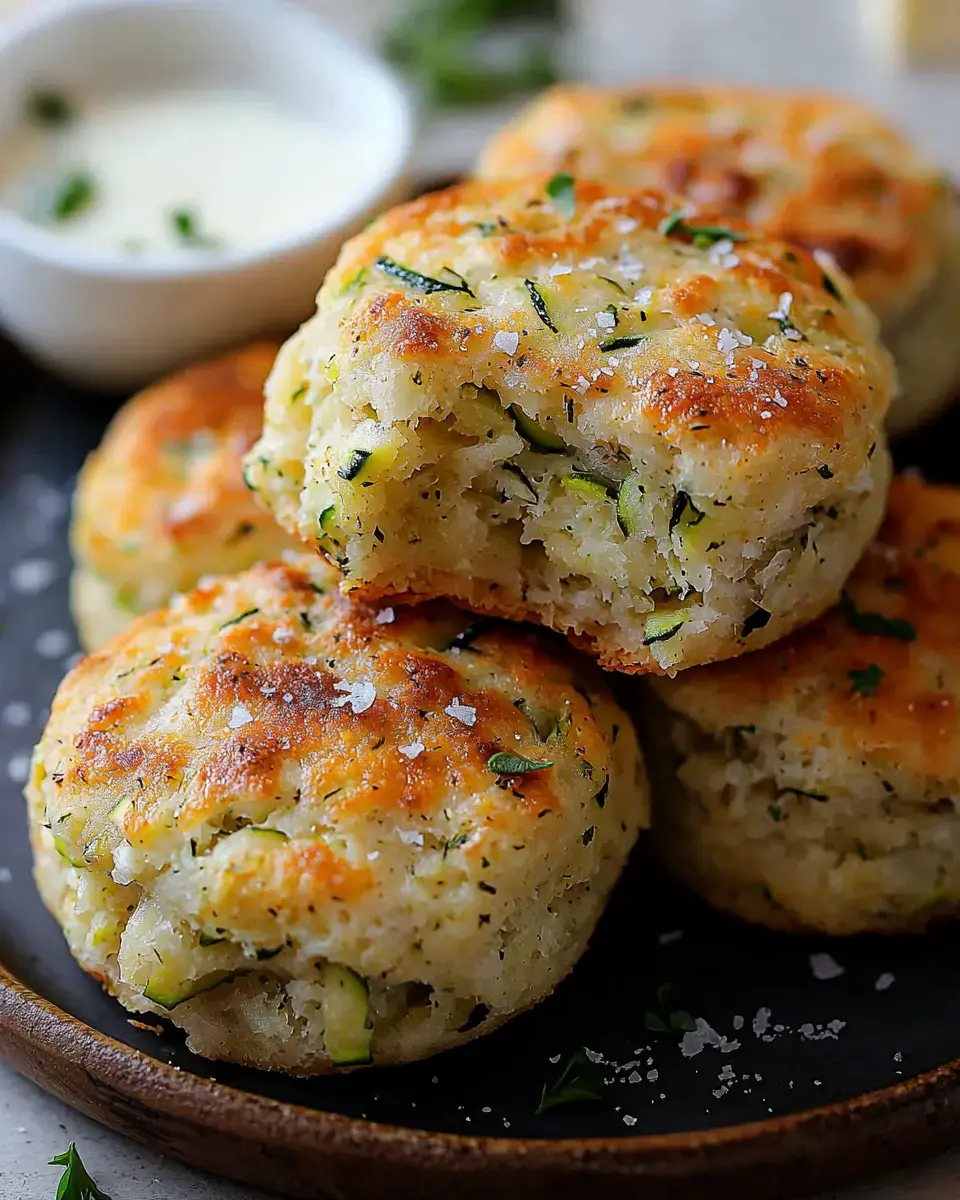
[27,84,960,1074]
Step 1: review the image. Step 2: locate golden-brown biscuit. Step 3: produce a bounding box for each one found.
[71,342,298,649]
[29,555,645,1072]
[478,84,960,433]
[246,178,894,676]
[648,475,960,935]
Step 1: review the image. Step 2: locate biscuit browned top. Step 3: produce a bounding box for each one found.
[478,85,955,322]
[72,342,297,602]
[657,476,960,781]
[297,178,892,488]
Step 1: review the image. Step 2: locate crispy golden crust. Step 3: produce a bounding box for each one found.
[71,342,299,648]
[649,476,960,935]
[477,84,957,324]
[30,555,645,1069]
[248,177,894,674]
[657,475,960,776]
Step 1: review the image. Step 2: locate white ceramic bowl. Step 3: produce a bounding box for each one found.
[0,0,413,390]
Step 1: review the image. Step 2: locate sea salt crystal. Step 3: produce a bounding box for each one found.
[273,627,294,644]
[717,328,738,356]
[493,330,520,357]
[228,703,254,729]
[667,367,679,377]
[375,607,396,625]
[445,699,477,727]
[332,679,377,714]
[810,952,845,980]
[595,311,617,329]
[696,313,716,327]
[622,1115,637,1126]
[753,1007,771,1037]
[875,972,895,991]
[768,292,793,321]
[399,741,425,760]
[657,929,683,945]
[615,217,638,234]
[549,262,572,277]
[397,829,424,846]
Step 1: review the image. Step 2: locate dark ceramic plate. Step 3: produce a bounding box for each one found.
[2,355,960,1200]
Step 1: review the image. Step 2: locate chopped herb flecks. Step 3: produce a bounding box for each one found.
[374,255,474,295]
[840,591,916,642]
[46,173,95,223]
[599,334,649,352]
[524,278,559,332]
[659,210,747,245]
[849,663,885,697]
[29,89,74,127]
[170,208,220,249]
[546,172,575,220]
[219,608,260,630]
[488,751,553,776]
[817,464,834,479]
[536,1048,603,1114]
[780,786,829,802]
[669,491,705,533]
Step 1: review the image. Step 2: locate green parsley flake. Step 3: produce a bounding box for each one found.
[46,173,96,223]
[170,208,220,249]
[488,751,553,776]
[849,663,885,697]
[28,89,74,127]
[536,1048,603,1114]
[658,210,746,245]
[374,255,474,295]
[546,172,575,220]
[840,590,916,642]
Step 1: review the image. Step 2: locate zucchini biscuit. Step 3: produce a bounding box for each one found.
[247,178,894,675]
[649,475,960,935]
[71,341,297,650]
[28,556,645,1072]
[478,85,960,435]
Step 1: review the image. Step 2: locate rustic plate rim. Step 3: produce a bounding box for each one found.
[3,958,960,1170]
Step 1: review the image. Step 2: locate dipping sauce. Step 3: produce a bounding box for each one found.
[0,87,383,258]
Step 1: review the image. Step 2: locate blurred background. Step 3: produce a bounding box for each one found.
[4,0,960,182]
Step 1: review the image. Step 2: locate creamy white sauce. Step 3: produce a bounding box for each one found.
[0,87,380,258]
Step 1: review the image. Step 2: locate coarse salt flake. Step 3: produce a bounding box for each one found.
[445,699,477,727]
[595,311,617,329]
[875,972,895,991]
[667,366,679,377]
[696,313,716,327]
[398,829,424,846]
[493,330,519,357]
[768,292,793,321]
[399,741,425,760]
[375,607,396,625]
[332,679,377,714]
[810,952,845,981]
[228,703,254,729]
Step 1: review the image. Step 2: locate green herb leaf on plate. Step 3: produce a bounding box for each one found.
[536,1047,604,1114]
[170,208,221,250]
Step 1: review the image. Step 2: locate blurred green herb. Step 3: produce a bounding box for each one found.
[383,0,561,108]
[840,591,916,642]
[536,1048,604,1114]
[46,173,95,223]
[50,1144,112,1200]
[28,89,74,127]
[849,663,885,697]
[546,171,575,219]
[170,208,220,249]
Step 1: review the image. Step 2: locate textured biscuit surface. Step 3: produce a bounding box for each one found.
[248,178,894,674]
[478,84,960,433]
[30,555,645,1072]
[650,475,960,934]
[71,342,297,649]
